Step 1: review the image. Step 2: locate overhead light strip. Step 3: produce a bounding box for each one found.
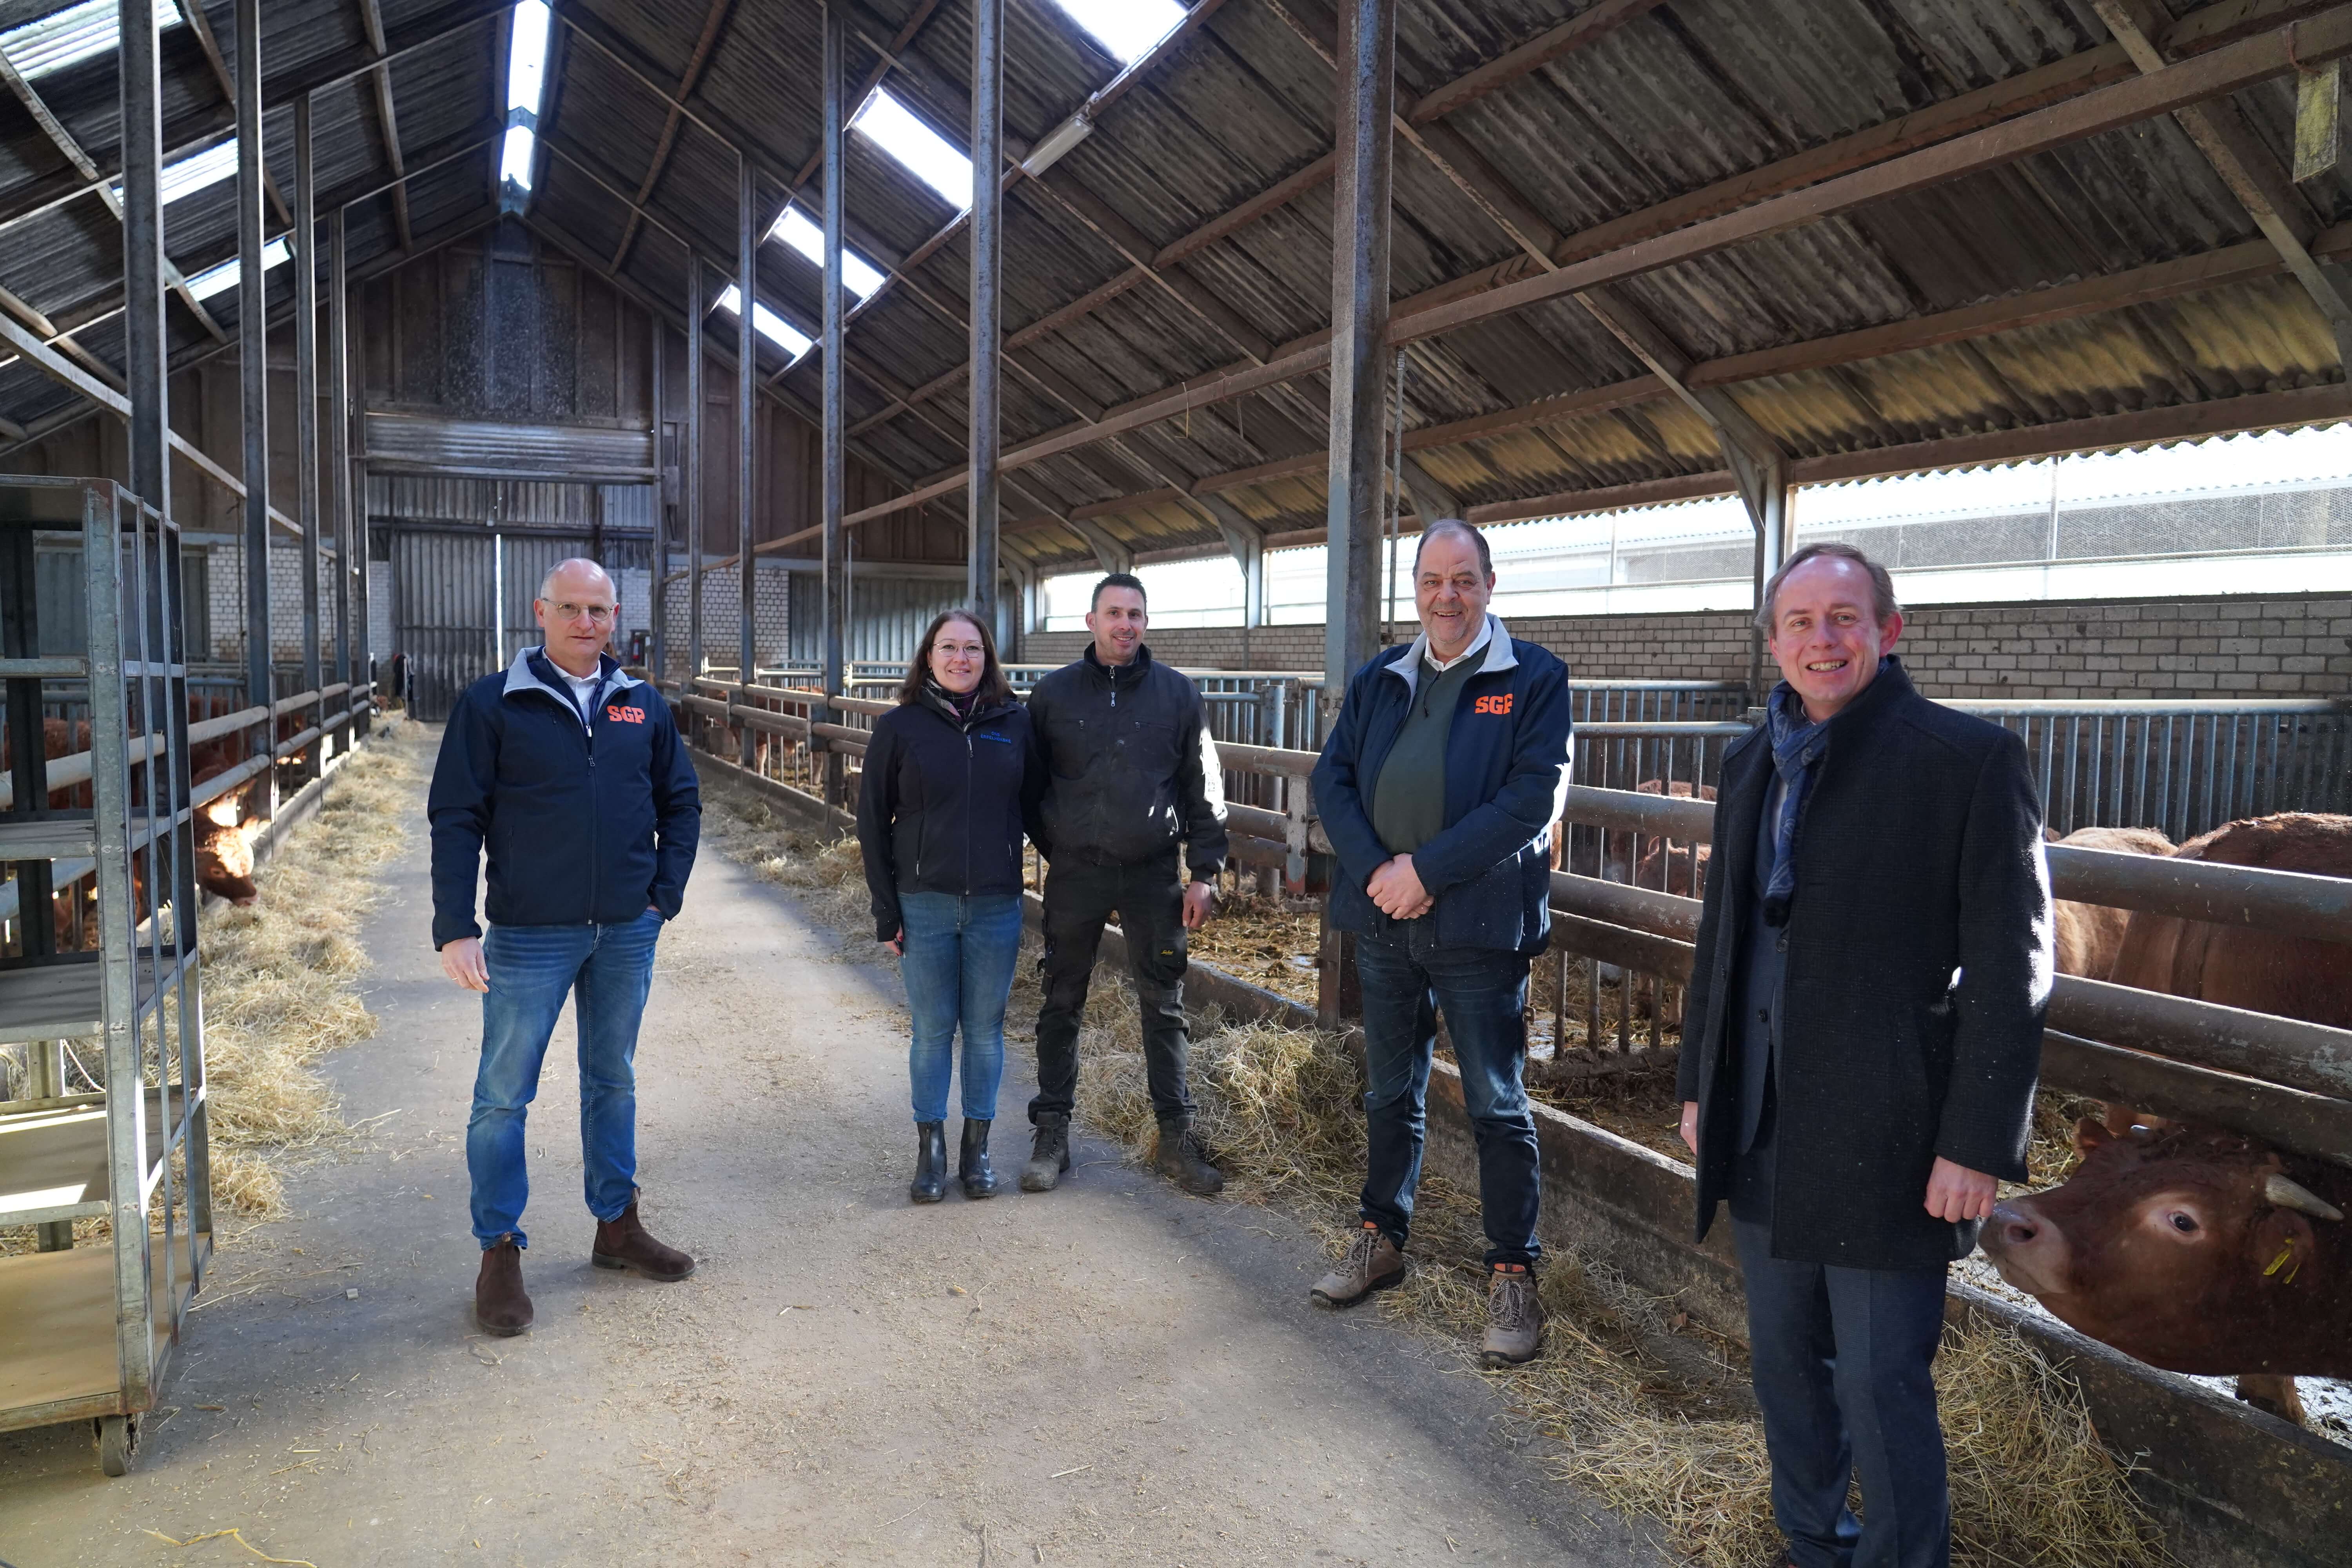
[499,0,552,199]
[768,206,885,300]
[715,284,813,360]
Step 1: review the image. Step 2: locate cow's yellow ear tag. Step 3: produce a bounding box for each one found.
[2263,1240,2301,1285]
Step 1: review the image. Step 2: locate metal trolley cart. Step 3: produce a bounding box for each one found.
[0,477,211,1476]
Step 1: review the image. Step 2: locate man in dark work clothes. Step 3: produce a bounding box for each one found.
[1676,541,2052,1568]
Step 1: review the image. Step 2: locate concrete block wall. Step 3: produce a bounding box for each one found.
[659,563,790,669]
[1022,593,2352,702]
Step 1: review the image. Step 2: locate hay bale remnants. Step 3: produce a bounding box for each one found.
[197,727,428,1219]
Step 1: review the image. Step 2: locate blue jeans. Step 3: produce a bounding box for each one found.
[1355,924,1541,1267]
[897,891,1022,1123]
[467,912,663,1248]
[1733,1218,1952,1568]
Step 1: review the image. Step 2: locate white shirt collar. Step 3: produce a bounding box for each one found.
[1422,621,1492,674]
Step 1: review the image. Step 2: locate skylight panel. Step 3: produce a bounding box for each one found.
[768,207,885,300]
[1045,0,1184,63]
[499,125,537,190]
[715,285,813,359]
[107,137,237,207]
[506,0,550,114]
[0,0,182,82]
[185,236,289,301]
[850,89,973,211]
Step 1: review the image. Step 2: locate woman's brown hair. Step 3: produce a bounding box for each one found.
[897,608,1013,706]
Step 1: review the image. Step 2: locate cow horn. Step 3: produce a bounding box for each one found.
[2264,1173,2345,1222]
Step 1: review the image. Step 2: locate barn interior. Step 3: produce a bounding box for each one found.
[0,0,2350,1562]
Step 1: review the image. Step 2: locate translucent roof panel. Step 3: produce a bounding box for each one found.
[850,89,972,211]
[0,0,182,82]
[1045,0,1185,64]
[185,236,289,301]
[769,206,886,300]
[507,0,551,114]
[499,125,537,190]
[715,285,813,359]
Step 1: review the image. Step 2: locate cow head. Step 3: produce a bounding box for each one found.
[194,810,261,907]
[1980,1122,2347,1377]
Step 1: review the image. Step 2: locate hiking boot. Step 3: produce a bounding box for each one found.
[1310,1221,1406,1308]
[591,1201,696,1281]
[910,1121,948,1204]
[958,1119,998,1200]
[1021,1112,1071,1193]
[1481,1262,1544,1367]
[1154,1116,1225,1197]
[474,1236,532,1336]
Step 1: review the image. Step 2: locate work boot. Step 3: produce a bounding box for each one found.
[1481,1261,1544,1367]
[1310,1221,1406,1308]
[958,1119,999,1199]
[591,1201,697,1281]
[1154,1116,1225,1197]
[474,1236,533,1337]
[1021,1112,1071,1192]
[910,1121,948,1204]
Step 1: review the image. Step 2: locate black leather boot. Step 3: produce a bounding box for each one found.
[910,1121,947,1204]
[958,1119,999,1199]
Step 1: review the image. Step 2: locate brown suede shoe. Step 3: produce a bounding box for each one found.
[591,1201,696,1281]
[1310,1221,1406,1308]
[474,1236,533,1337]
[1481,1262,1544,1367]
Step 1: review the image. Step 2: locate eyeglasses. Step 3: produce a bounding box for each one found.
[546,601,615,625]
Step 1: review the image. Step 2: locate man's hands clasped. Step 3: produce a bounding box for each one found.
[1367,853,1432,920]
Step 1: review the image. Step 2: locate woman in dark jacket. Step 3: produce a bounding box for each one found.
[855,609,1035,1203]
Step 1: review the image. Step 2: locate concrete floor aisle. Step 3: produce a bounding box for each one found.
[0,767,1653,1567]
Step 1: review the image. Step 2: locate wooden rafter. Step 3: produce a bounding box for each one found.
[609,0,739,272]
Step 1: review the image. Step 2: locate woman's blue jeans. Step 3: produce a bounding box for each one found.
[466,911,662,1249]
[897,891,1023,1123]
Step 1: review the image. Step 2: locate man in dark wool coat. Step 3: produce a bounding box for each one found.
[1676,541,2051,1568]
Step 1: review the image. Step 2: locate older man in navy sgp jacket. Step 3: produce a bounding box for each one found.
[1308,519,1573,1369]
[428,558,701,1341]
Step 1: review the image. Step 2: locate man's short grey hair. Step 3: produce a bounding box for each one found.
[1754,541,1900,634]
[537,557,615,603]
[1412,517,1492,576]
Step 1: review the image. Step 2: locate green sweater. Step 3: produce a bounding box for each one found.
[1369,650,1485,856]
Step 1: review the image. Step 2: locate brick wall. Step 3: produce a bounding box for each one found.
[659,563,791,669]
[1022,593,2352,701]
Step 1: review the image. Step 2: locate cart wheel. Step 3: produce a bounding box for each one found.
[95,1413,137,1477]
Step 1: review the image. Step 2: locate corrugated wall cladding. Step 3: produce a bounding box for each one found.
[788,573,969,666]
[364,413,656,477]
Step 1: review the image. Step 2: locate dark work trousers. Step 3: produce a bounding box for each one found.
[1354,922,1541,1267]
[1030,854,1194,1126]
[1732,1187,1953,1568]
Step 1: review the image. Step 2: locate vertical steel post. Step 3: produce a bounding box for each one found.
[329,207,353,753]
[1318,0,1395,1031]
[294,95,323,780]
[967,0,1002,623]
[1322,0,1394,719]
[120,0,168,516]
[821,4,848,806]
[737,154,757,764]
[1746,478,1791,703]
[686,253,704,690]
[233,0,273,815]
[651,314,667,680]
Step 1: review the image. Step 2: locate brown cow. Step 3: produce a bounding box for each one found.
[1981,1121,2348,1421]
[2048,825,2173,982]
[2107,813,2352,1029]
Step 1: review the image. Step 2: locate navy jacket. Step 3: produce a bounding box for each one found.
[855,689,1034,942]
[1675,659,2052,1270]
[428,648,702,948]
[1312,617,1574,956]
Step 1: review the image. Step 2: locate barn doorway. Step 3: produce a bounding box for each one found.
[390,528,595,720]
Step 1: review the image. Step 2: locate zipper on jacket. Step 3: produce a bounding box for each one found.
[962,728,975,894]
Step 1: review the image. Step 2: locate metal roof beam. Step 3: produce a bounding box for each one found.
[2093,0,2352,364]
[608,0,736,272]
[353,0,414,251]
[179,0,290,225]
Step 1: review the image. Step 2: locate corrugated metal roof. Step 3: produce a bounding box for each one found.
[5,0,2352,578]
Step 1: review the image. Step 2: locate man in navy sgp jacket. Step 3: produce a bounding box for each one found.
[1308,519,1574,1369]
[428,558,702,1341]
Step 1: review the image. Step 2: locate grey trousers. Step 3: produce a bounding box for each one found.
[1731,1218,1952,1568]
